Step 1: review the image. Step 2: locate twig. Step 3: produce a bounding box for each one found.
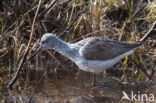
[0,53,7,58]
[139,21,156,79]
[133,0,143,17]
[4,4,38,33]
[140,64,150,79]
[149,65,155,79]
[140,21,156,42]
[7,0,42,88]
[38,0,57,19]
[59,7,86,37]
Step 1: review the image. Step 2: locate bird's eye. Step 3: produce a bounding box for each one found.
[42,41,45,44]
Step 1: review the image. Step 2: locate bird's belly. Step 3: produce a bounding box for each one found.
[75,49,135,73]
[76,60,116,73]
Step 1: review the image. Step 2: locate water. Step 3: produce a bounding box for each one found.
[0,68,156,103]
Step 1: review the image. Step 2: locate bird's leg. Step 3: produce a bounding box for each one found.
[93,73,96,86]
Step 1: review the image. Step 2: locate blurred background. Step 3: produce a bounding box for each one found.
[0,0,155,103]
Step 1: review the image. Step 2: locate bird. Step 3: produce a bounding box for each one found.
[30,22,155,72]
[27,22,155,85]
[38,33,142,73]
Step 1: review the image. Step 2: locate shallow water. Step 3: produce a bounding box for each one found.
[0,68,156,103]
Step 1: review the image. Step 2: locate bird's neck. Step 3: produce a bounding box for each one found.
[53,39,78,61]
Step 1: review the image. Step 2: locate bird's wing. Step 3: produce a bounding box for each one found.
[73,37,96,49]
[79,37,142,60]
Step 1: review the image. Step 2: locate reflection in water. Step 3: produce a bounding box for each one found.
[0,69,156,103]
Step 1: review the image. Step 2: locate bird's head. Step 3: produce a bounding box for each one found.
[25,33,60,63]
[40,33,59,49]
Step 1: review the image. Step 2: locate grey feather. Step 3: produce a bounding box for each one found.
[78,37,142,60]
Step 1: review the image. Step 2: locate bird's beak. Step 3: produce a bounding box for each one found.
[25,46,42,63]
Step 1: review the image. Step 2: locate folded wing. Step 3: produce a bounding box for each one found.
[79,37,142,60]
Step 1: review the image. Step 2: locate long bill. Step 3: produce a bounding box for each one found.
[24,47,42,65]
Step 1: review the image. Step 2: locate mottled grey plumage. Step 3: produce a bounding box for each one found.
[35,33,142,73]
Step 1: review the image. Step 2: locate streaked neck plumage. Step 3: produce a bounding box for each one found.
[52,38,78,61]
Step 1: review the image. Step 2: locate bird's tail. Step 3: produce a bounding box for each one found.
[140,21,156,42]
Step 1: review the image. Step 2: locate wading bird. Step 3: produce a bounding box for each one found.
[29,22,156,85]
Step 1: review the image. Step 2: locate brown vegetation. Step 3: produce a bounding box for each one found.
[0,0,155,97]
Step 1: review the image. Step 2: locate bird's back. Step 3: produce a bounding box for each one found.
[76,37,142,60]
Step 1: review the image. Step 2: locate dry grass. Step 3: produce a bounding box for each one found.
[0,0,155,82]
